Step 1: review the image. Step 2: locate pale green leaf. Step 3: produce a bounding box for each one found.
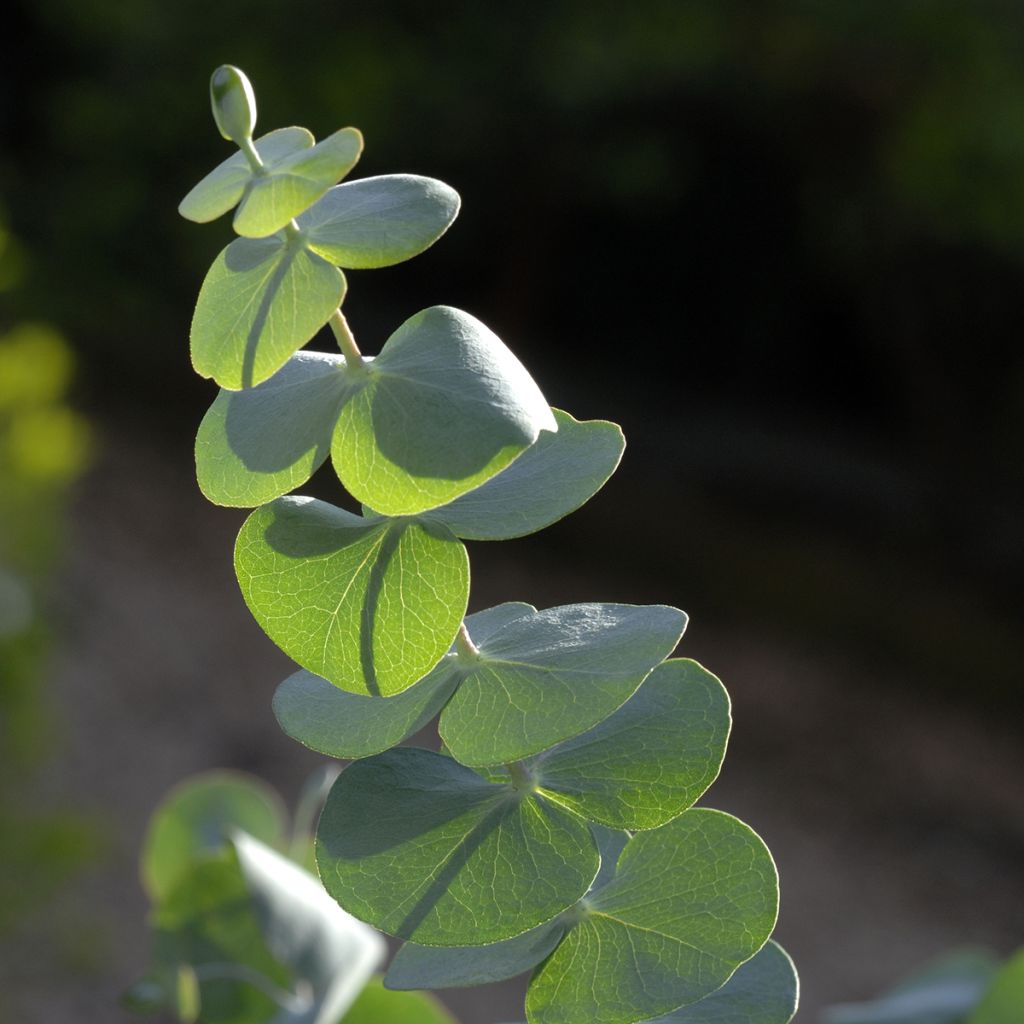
[141,771,286,903]
[530,659,730,829]
[179,128,313,224]
[646,940,798,1024]
[332,306,557,516]
[235,497,469,696]
[426,410,624,540]
[342,978,457,1024]
[191,234,345,390]
[272,604,534,759]
[525,809,779,1024]
[824,950,1001,1024]
[234,128,364,238]
[385,919,565,991]
[196,351,354,507]
[438,603,687,765]
[316,748,599,946]
[232,832,386,1024]
[967,949,1024,1024]
[301,174,460,268]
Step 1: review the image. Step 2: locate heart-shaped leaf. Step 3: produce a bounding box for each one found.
[646,940,798,1024]
[424,409,624,540]
[300,175,460,268]
[196,351,356,507]
[271,603,533,759]
[235,497,469,696]
[316,747,599,946]
[234,128,364,238]
[179,128,314,224]
[142,771,286,903]
[191,234,345,390]
[437,603,687,765]
[332,306,556,516]
[525,809,779,1024]
[529,658,730,830]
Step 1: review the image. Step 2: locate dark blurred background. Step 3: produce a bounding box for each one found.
[1,1,1022,1021]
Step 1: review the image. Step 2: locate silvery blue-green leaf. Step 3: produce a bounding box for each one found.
[968,949,1024,1024]
[196,351,357,507]
[385,918,566,991]
[191,234,345,390]
[425,410,624,540]
[272,603,534,759]
[342,979,457,1024]
[588,824,631,893]
[316,747,599,946]
[438,603,687,766]
[272,667,458,760]
[645,941,798,1024]
[141,771,286,903]
[332,306,557,516]
[525,809,779,1024]
[824,950,1001,1024]
[232,832,386,1024]
[234,128,364,238]
[179,128,313,224]
[300,175,460,268]
[235,497,469,696]
[210,65,257,144]
[529,659,730,829]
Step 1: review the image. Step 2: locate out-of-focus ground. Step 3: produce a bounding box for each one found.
[4,422,1021,1023]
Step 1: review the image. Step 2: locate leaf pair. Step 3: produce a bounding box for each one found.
[202,305,561,514]
[319,789,780,1024]
[187,146,461,391]
[234,409,624,696]
[314,660,730,944]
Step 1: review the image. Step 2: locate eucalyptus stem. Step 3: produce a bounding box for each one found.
[238,135,266,174]
[455,622,479,660]
[329,308,364,369]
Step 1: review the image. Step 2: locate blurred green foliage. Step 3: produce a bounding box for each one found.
[0,209,98,941]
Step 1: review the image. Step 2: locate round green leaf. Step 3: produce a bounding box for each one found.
[646,941,798,1024]
[273,603,535,759]
[438,603,687,766]
[301,174,461,268]
[141,771,286,903]
[332,306,557,516]
[316,748,599,945]
[196,351,354,507]
[385,919,565,991]
[179,128,313,224]
[530,659,731,829]
[235,497,469,696]
[191,233,345,390]
[525,809,779,1024]
[234,128,364,238]
[425,409,625,540]
[343,978,457,1024]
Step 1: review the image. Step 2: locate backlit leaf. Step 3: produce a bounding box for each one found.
[301,174,460,268]
[235,497,469,696]
[426,410,624,540]
[332,306,556,516]
[342,978,457,1024]
[191,234,345,390]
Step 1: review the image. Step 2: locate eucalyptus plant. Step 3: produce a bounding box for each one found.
[175,65,799,1024]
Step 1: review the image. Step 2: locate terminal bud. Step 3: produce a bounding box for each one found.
[210,65,256,143]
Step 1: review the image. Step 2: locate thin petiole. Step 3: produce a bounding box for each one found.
[329,308,365,370]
